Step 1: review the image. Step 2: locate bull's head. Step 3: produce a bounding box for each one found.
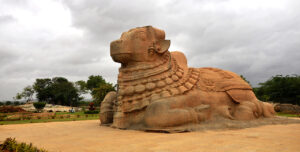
[110,26,170,66]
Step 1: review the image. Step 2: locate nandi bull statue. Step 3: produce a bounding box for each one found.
[100,26,275,131]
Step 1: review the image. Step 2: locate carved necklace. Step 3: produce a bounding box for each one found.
[116,53,200,113]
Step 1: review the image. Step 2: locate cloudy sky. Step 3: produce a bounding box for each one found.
[0,0,299,101]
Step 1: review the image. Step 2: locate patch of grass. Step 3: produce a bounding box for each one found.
[0,111,100,125]
[276,112,300,117]
[55,111,90,116]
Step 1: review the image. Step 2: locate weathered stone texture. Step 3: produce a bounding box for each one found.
[100,26,275,131]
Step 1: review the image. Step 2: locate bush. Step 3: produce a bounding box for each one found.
[89,102,95,111]
[14,101,20,106]
[0,102,3,106]
[33,102,46,112]
[0,137,47,152]
[0,114,7,121]
[5,101,12,105]
[84,110,99,114]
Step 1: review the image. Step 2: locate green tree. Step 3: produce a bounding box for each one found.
[87,75,106,91]
[15,93,23,100]
[254,75,300,105]
[13,101,20,106]
[16,86,34,102]
[49,77,79,106]
[32,77,80,106]
[5,101,12,105]
[92,83,115,105]
[75,80,88,98]
[33,78,53,102]
[87,75,115,105]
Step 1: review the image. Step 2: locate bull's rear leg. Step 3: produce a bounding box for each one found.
[100,91,117,125]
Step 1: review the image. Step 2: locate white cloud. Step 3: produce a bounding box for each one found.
[0,0,299,100]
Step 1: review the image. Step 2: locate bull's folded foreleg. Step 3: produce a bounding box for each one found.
[144,99,211,128]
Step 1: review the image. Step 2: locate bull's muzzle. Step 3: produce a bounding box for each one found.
[110,39,131,63]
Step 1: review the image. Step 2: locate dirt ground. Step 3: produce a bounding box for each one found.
[0,120,300,152]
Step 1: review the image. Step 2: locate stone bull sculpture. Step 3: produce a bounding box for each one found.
[100,26,275,130]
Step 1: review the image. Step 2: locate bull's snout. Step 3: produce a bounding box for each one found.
[110,39,131,64]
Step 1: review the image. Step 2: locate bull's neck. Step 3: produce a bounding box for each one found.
[117,53,177,86]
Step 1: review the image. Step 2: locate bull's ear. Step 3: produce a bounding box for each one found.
[156,40,170,54]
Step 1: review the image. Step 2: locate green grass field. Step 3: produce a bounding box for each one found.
[276,112,300,117]
[0,111,99,125]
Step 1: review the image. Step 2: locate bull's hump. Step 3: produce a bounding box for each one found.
[196,67,252,92]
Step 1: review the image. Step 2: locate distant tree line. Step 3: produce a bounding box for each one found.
[253,75,300,105]
[15,75,115,106]
[0,101,22,106]
[241,74,300,105]
[10,74,300,106]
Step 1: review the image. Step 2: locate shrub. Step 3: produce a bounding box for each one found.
[5,101,12,105]
[0,137,47,152]
[0,114,7,121]
[89,102,95,111]
[14,101,20,106]
[0,102,3,106]
[33,102,46,112]
[84,110,99,114]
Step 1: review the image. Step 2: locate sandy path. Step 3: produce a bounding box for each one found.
[0,120,299,152]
